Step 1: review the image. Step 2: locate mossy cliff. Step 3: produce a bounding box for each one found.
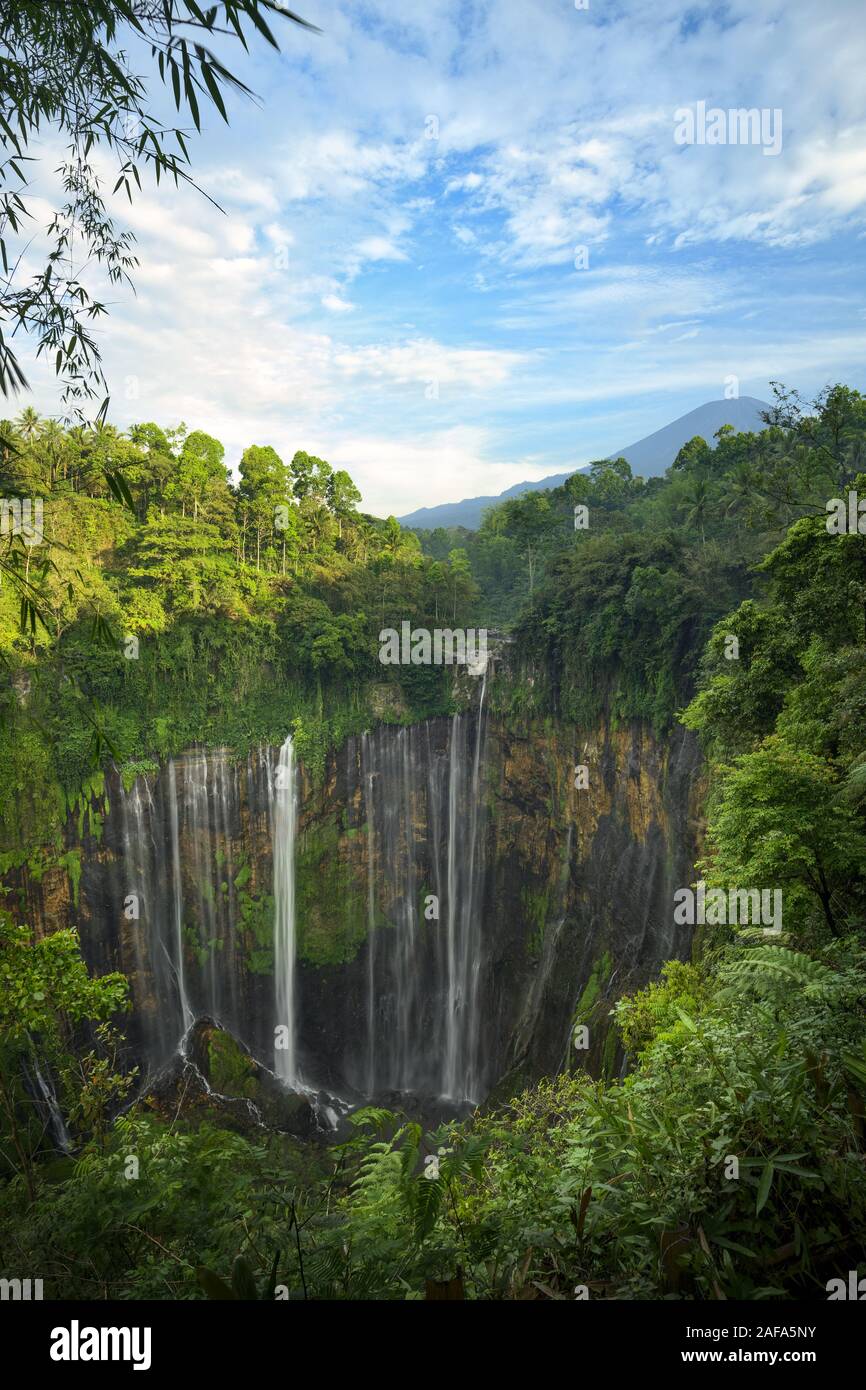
[1,713,703,1101]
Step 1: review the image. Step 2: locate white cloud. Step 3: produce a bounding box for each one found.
[352,235,409,263]
[323,427,553,516]
[276,131,426,202]
[322,293,355,312]
[333,338,528,389]
[11,0,866,518]
[200,168,280,212]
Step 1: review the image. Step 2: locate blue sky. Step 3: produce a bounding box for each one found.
[19,0,866,516]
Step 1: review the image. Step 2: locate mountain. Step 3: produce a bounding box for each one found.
[397,395,770,531]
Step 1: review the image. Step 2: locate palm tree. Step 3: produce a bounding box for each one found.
[719,460,761,521]
[38,418,67,487]
[15,406,40,441]
[682,475,710,546]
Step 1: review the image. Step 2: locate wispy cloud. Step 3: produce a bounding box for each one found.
[15,0,866,514]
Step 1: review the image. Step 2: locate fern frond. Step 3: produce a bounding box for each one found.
[839,759,866,806]
[719,945,835,999]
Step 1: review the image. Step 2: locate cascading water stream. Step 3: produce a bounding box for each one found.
[108,709,490,1105]
[444,720,461,1095]
[356,674,489,1104]
[114,748,255,1070]
[168,759,193,1037]
[361,733,377,1096]
[271,734,299,1087]
[456,667,487,1098]
[443,669,487,1100]
[24,1052,72,1154]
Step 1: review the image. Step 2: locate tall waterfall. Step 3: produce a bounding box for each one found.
[271,734,299,1087]
[166,761,192,1033]
[24,1054,72,1154]
[361,735,378,1097]
[349,693,489,1104]
[444,670,487,1099]
[45,682,703,1116]
[113,745,258,1071]
[106,711,489,1104]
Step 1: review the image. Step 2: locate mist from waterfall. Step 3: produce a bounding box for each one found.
[271,734,299,1087]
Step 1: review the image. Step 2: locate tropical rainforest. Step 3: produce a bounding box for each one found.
[2,381,866,1301]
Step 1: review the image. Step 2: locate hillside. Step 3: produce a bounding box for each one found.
[397,395,770,531]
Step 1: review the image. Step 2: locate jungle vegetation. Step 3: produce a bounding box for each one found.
[1,383,866,1300]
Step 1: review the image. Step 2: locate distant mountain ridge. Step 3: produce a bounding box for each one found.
[397,396,770,531]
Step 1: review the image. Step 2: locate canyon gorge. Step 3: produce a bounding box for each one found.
[4,682,704,1128]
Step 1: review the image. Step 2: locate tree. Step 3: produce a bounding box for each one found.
[672,435,711,475]
[682,600,803,757]
[763,382,866,493]
[498,491,560,594]
[37,417,74,490]
[681,474,711,546]
[289,450,313,501]
[0,2,317,412]
[274,499,302,575]
[428,561,449,621]
[128,421,178,517]
[309,612,370,681]
[447,548,474,619]
[588,455,634,503]
[15,406,40,442]
[0,917,129,1199]
[171,430,231,522]
[238,444,289,570]
[327,469,362,540]
[703,736,866,936]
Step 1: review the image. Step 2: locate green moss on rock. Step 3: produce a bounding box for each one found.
[295,816,370,965]
[207,1029,258,1098]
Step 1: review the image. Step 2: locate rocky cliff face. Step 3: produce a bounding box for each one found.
[4,709,704,1111]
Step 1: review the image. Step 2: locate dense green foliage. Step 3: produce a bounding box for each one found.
[2,383,866,1300]
[429,383,866,730]
[0,415,477,859]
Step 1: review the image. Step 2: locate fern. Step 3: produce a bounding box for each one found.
[841,1039,866,1092]
[718,945,836,999]
[839,758,866,806]
[348,1106,400,1132]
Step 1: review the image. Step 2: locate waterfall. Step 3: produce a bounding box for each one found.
[167,760,193,1034]
[114,748,252,1071]
[24,1053,72,1154]
[55,674,702,1114]
[361,733,377,1096]
[271,734,299,1087]
[117,763,191,1058]
[106,713,488,1104]
[442,674,487,1100]
[444,720,461,1094]
[356,686,489,1104]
